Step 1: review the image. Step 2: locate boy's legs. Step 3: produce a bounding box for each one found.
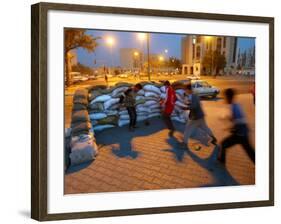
[218,134,239,163]
[127,107,134,129]
[240,136,255,163]
[198,118,217,144]
[132,107,137,127]
[182,120,197,148]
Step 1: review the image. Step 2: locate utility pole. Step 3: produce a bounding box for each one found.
[147,33,151,81]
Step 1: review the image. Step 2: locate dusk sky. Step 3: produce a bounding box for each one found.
[76,29,255,67]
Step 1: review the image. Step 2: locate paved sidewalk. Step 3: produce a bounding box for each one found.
[65,94,255,194]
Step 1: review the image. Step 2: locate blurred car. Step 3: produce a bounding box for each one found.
[186,75,200,80]
[118,73,128,78]
[191,80,220,98]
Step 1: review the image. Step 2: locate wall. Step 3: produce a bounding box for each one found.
[0,0,280,223]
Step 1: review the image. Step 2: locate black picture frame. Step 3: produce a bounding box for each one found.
[31,2,274,221]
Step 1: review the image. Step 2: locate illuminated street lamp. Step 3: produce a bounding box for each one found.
[137,32,151,81]
[133,51,139,70]
[105,36,115,74]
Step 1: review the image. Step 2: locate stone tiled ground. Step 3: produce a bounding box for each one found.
[65,94,255,194]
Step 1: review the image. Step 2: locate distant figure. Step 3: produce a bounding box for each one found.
[161,81,176,137]
[105,74,108,86]
[119,84,143,131]
[179,84,217,149]
[250,82,255,105]
[218,88,255,164]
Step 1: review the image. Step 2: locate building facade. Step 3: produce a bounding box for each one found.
[181,35,238,76]
[120,48,143,70]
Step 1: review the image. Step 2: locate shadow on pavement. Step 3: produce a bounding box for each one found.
[96,117,166,159]
[65,160,93,174]
[165,135,239,186]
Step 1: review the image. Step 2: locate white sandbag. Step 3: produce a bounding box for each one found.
[137,115,148,121]
[137,112,148,117]
[120,114,130,120]
[137,89,145,96]
[105,110,118,116]
[171,116,186,123]
[89,112,107,120]
[144,100,158,107]
[108,104,120,110]
[175,89,185,96]
[70,138,98,166]
[90,94,111,104]
[144,91,160,98]
[136,95,145,101]
[173,105,184,113]
[150,104,161,110]
[148,112,161,118]
[143,85,161,95]
[65,128,72,138]
[160,86,166,93]
[111,86,129,97]
[92,124,115,132]
[151,108,161,113]
[118,119,130,127]
[175,100,188,108]
[119,110,128,115]
[136,106,150,113]
[104,98,120,110]
[160,93,166,99]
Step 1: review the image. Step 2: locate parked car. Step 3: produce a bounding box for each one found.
[118,73,128,78]
[186,75,200,80]
[191,80,220,98]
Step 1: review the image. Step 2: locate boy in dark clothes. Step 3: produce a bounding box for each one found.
[218,88,255,164]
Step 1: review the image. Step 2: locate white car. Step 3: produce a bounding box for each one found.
[118,73,128,78]
[191,80,220,98]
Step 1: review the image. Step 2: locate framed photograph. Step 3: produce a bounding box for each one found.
[31,2,274,221]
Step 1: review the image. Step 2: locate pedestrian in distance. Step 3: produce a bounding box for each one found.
[104,74,108,86]
[160,81,176,137]
[217,88,255,165]
[179,83,217,149]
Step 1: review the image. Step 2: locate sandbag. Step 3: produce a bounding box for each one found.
[136,106,150,113]
[144,91,160,98]
[90,94,111,104]
[144,100,158,107]
[160,93,166,99]
[145,96,160,102]
[73,97,88,106]
[135,99,146,106]
[70,138,98,166]
[120,114,130,120]
[97,115,119,125]
[71,121,91,136]
[71,110,90,124]
[92,124,115,132]
[171,116,186,123]
[148,112,161,118]
[151,108,161,113]
[136,95,145,101]
[108,104,120,110]
[118,119,130,127]
[137,89,145,96]
[105,110,118,116]
[72,103,87,111]
[175,100,188,108]
[119,110,128,115]
[89,112,107,120]
[88,102,104,111]
[137,115,148,121]
[104,98,120,110]
[160,86,166,93]
[73,89,88,100]
[143,84,161,95]
[111,86,129,97]
[176,89,185,96]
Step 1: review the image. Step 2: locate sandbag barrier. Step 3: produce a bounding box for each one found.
[65,89,98,169]
[87,82,190,133]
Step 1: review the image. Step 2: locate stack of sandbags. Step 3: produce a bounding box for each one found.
[87,82,190,130]
[67,89,98,167]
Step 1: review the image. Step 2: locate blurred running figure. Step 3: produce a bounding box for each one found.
[218,88,255,164]
[179,84,217,148]
[161,81,176,137]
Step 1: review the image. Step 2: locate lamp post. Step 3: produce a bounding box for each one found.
[106,36,115,75]
[158,55,164,74]
[138,33,151,81]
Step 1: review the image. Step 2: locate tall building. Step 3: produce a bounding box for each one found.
[120,48,143,70]
[181,35,238,76]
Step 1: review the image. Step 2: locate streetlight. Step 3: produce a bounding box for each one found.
[158,55,164,74]
[137,33,151,81]
[105,36,115,74]
[133,51,139,71]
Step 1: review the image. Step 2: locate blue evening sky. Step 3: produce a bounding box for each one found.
[76,29,255,67]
